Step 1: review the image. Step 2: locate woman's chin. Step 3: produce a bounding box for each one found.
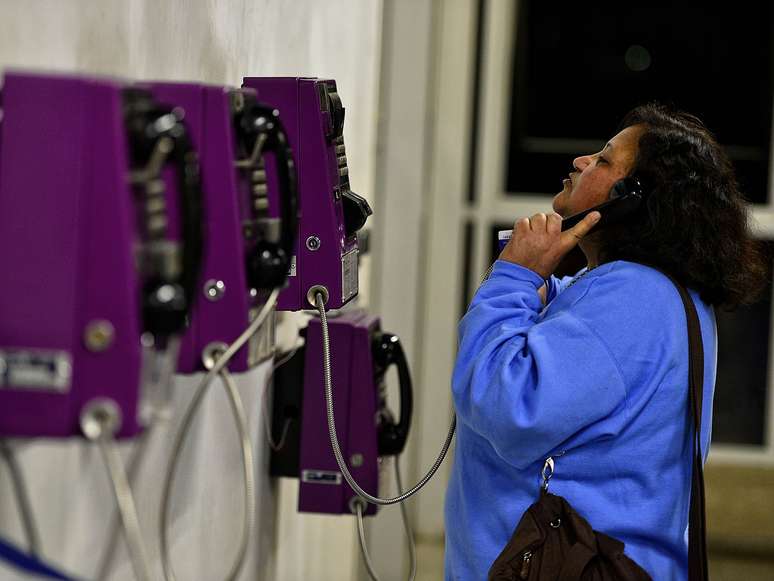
[552,196,568,217]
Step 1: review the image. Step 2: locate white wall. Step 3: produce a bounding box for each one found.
[0,1,382,580]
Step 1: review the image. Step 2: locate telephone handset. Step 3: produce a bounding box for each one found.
[124,89,204,339]
[234,94,299,291]
[372,332,413,457]
[560,176,645,231]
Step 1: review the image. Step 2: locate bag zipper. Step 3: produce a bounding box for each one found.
[519,550,532,580]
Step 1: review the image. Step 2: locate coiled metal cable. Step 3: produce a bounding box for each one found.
[355,500,380,580]
[354,458,417,581]
[316,291,456,506]
[159,288,278,581]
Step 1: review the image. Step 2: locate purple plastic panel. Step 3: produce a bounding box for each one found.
[298,310,380,515]
[0,72,143,438]
[147,83,254,373]
[242,77,359,311]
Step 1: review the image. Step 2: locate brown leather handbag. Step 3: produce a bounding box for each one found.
[488,482,651,581]
[488,273,708,581]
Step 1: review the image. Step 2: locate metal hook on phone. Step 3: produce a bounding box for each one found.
[234,131,267,169]
[129,136,174,185]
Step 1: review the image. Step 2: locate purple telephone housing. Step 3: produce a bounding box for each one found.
[0,72,153,438]
[241,77,372,311]
[147,82,281,373]
[299,311,382,515]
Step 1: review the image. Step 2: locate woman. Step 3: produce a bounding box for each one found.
[444,103,767,580]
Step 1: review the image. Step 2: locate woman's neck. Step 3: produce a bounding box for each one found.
[580,239,601,269]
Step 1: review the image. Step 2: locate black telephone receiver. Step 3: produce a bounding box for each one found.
[234,94,299,291]
[560,176,645,231]
[124,89,204,339]
[373,332,413,457]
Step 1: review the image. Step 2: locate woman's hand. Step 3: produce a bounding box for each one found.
[498,211,601,279]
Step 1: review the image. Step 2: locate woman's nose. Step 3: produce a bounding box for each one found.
[572,154,592,171]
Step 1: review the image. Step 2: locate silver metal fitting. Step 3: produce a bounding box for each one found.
[201,341,229,370]
[231,90,245,113]
[203,279,226,301]
[348,496,368,515]
[80,398,123,440]
[307,285,329,308]
[305,235,321,251]
[541,457,555,492]
[84,320,115,352]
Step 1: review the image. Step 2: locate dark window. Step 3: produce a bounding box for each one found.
[506,1,774,203]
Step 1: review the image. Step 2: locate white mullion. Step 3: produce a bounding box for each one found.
[768,260,774,458]
[492,197,558,221]
[751,207,774,239]
[709,446,774,465]
[470,0,517,292]
[474,0,515,213]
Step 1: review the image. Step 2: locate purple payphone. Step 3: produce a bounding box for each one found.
[241,77,372,311]
[0,71,203,439]
[270,310,413,516]
[146,82,298,373]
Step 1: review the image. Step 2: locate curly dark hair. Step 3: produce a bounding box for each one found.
[598,102,769,309]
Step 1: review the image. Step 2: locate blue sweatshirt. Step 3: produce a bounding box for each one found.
[444,260,716,580]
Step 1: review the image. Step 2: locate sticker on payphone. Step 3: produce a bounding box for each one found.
[341,248,358,302]
[0,349,72,392]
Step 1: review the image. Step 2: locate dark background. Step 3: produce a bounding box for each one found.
[506,1,774,204]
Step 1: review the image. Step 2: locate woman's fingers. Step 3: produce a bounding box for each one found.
[561,211,601,246]
[529,213,547,231]
[500,210,600,278]
[547,213,562,234]
[514,217,530,234]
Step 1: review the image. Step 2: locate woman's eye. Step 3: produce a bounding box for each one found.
[596,156,607,165]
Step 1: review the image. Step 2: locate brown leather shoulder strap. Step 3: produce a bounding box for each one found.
[653,269,708,581]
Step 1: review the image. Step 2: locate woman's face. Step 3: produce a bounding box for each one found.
[552,125,643,217]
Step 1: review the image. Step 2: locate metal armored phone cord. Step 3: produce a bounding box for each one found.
[80,405,154,581]
[0,441,41,557]
[97,335,180,580]
[94,427,153,580]
[97,335,183,580]
[315,291,456,507]
[354,458,417,581]
[160,288,279,581]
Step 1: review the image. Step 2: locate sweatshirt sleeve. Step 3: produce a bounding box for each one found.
[452,260,629,469]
